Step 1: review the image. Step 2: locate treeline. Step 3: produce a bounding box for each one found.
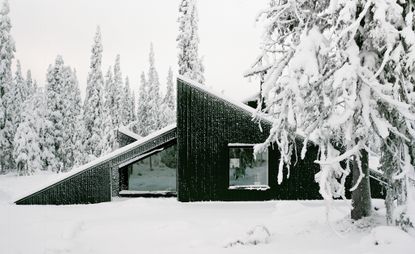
[0,1,176,175]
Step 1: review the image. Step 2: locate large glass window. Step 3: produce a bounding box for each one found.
[127,145,177,192]
[228,145,269,189]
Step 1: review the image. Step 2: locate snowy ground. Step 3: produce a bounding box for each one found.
[0,173,414,254]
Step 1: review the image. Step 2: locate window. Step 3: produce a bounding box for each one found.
[127,145,177,192]
[228,144,269,190]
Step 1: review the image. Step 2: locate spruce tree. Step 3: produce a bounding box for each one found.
[83,26,105,160]
[45,55,66,172]
[13,91,46,175]
[164,67,175,110]
[161,67,176,125]
[101,66,116,154]
[10,61,28,136]
[61,68,82,170]
[247,0,415,221]
[147,43,162,132]
[113,54,123,128]
[177,0,204,84]
[26,69,34,96]
[136,72,151,136]
[0,0,16,173]
[121,76,135,126]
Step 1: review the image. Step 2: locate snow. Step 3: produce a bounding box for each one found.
[240,92,260,104]
[1,174,414,254]
[118,126,141,140]
[228,185,270,191]
[228,143,259,147]
[13,123,176,203]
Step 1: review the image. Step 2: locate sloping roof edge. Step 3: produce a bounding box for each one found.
[177,75,273,125]
[14,123,177,203]
[118,126,142,140]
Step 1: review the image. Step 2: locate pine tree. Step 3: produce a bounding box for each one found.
[177,0,204,84]
[247,0,415,221]
[0,0,16,173]
[83,26,105,160]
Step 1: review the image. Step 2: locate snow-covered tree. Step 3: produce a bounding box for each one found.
[113,54,124,127]
[161,67,176,125]
[136,72,151,136]
[60,68,82,171]
[177,0,204,84]
[45,55,67,172]
[120,76,135,126]
[13,91,46,175]
[101,66,116,154]
[0,0,16,173]
[26,69,34,96]
[83,26,105,160]
[247,0,415,222]
[147,44,162,132]
[164,67,175,110]
[10,60,28,137]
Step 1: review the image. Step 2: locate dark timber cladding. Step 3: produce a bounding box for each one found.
[176,78,321,202]
[15,125,177,205]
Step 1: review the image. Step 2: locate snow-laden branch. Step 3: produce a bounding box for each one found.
[315,144,361,165]
[374,46,392,78]
[358,69,415,121]
[334,0,372,45]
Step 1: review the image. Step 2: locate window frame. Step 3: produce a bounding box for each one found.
[227,143,270,191]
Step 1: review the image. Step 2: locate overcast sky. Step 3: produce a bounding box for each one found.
[9,0,268,100]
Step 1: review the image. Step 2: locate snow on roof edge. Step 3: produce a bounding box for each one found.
[14,123,177,203]
[240,92,260,104]
[118,126,142,140]
[177,75,273,125]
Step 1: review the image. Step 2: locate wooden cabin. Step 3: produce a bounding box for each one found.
[14,76,384,205]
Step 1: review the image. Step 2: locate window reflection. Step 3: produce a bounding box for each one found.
[229,146,268,187]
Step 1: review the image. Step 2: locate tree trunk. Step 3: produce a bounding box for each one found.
[351,149,372,220]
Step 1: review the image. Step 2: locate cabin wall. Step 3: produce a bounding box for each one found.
[177,79,321,202]
[16,164,112,205]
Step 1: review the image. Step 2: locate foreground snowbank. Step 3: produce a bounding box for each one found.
[0,175,414,254]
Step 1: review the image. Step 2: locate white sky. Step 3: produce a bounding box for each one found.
[9,0,268,100]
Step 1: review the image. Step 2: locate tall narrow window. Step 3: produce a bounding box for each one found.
[228,144,269,189]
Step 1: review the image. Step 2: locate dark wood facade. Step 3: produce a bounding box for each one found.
[15,165,112,205]
[15,77,385,205]
[15,125,177,205]
[176,78,322,202]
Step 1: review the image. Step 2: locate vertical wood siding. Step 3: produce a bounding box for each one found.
[177,79,321,202]
[15,127,177,205]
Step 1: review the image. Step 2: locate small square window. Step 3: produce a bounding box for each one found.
[228,144,269,190]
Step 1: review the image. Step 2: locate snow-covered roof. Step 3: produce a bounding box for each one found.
[240,92,260,104]
[14,123,177,203]
[118,126,142,140]
[177,75,273,124]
